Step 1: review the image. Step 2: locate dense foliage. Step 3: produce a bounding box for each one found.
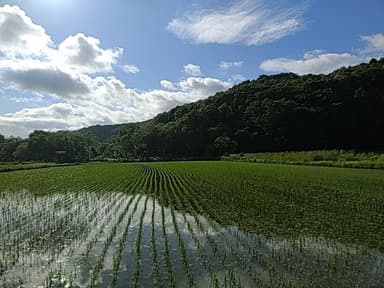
[1,58,383,162]
[0,130,92,163]
[116,58,384,159]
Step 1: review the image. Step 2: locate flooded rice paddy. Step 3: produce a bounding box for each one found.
[1,190,383,288]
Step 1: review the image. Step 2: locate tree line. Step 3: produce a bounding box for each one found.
[1,58,384,163]
[116,58,384,159]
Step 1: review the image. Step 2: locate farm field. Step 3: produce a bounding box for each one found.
[0,162,384,287]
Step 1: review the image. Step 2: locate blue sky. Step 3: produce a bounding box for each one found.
[0,0,383,137]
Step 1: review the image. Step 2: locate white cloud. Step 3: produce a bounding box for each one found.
[260,52,361,75]
[122,64,140,74]
[259,34,384,75]
[0,65,91,98]
[167,0,306,46]
[0,5,52,56]
[361,33,384,52]
[0,102,135,137]
[219,61,243,71]
[55,33,123,74]
[179,77,232,98]
[0,76,233,137]
[0,6,235,137]
[160,80,176,90]
[184,64,201,76]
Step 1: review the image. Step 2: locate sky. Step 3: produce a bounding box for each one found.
[0,0,383,137]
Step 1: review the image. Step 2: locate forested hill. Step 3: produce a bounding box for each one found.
[117,58,384,159]
[0,58,383,162]
[79,124,122,141]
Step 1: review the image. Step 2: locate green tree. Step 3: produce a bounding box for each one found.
[214,136,238,155]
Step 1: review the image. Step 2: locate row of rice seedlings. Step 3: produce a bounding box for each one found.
[157,167,176,288]
[0,192,88,280]
[110,193,144,287]
[107,167,152,287]
[0,189,73,233]
[1,165,137,287]
[87,192,141,287]
[186,181,276,285]
[150,193,162,288]
[192,170,384,286]
[164,165,306,286]
[47,192,128,284]
[168,168,252,286]
[40,192,129,287]
[138,166,162,287]
[149,166,234,285]
[1,191,125,287]
[0,188,82,250]
[166,163,384,284]
[163,167,223,288]
[133,194,150,287]
[165,167,257,286]
[180,169,269,283]
[91,166,148,286]
[0,165,138,287]
[160,168,196,287]
[108,166,155,287]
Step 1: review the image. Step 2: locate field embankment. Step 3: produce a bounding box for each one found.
[0,162,79,173]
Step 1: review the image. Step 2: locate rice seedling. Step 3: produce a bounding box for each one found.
[0,162,383,287]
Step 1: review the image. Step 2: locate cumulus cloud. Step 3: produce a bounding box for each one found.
[259,34,384,75]
[260,34,384,75]
[260,52,361,75]
[179,77,232,98]
[0,102,135,137]
[55,33,123,74]
[361,33,384,52]
[0,5,235,137]
[1,66,90,98]
[219,61,243,71]
[122,64,140,74]
[184,64,201,76]
[160,80,176,90]
[167,0,306,46]
[0,76,233,137]
[0,5,52,55]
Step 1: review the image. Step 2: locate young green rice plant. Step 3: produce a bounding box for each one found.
[1,162,384,287]
[133,194,150,287]
[158,170,176,288]
[161,169,195,288]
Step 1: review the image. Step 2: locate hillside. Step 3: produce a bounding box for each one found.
[116,58,384,159]
[1,58,384,162]
[79,124,122,141]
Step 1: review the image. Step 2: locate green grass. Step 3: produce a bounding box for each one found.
[0,162,78,173]
[223,150,384,169]
[1,161,383,287]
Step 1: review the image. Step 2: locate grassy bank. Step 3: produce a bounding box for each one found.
[222,150,384,169]
[0,162,79,173]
